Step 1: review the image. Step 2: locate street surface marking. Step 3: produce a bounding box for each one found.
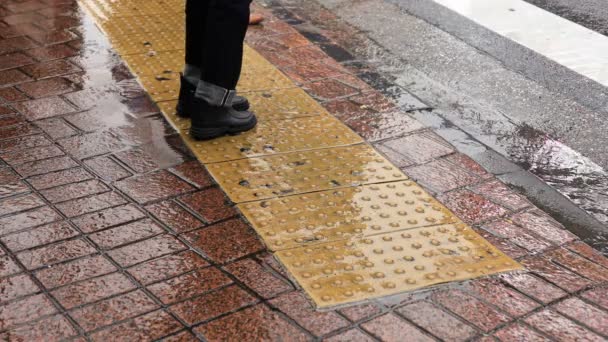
[433,0,608,86]
[80,0,522,308]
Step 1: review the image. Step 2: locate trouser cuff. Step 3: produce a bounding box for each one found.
[195,80,236,107]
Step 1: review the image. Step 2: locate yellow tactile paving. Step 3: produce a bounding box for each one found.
[276,223,521,307]
[238,181,458,251]
[207,145,408,202]
[181,115,362,163]
[80,0,522,309]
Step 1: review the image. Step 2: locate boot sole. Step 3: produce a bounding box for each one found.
[190,116,258,140]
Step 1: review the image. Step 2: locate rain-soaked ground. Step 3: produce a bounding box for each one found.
[260,0,608,255]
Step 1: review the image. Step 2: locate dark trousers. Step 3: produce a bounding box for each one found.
[185,0,251,90]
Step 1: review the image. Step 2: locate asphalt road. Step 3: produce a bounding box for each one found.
[525,0,608,36]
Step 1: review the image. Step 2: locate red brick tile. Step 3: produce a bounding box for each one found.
[70,290,159,332]
[0,22,42,38]
[17,77,78,99]
[473,227,528,259]
[0,134,51,152]
[350,91,398,113]
[58,131,128,160]
[89,218,165,250]
[145,201,204,234]
[84,155,131,181]
[581,286,608,311]
[544,248,608,283]
[113,147,164,173]
[183,219,263,264]
[381,131,454,164]
[471,180,530,211]
[405,159,480,193]
[325,329,374,342]
[323,97,374,123]
[16,238,96,270]
[21,59,81,79]
[160,331,198,342]
[0,36,38,54]
[444,154,492,179]
[361,313,434,342]
[567,241,608,269]
[282,60,345,84]
[38,17,81,30]
[0,193,45,216]
[148,267,232,304]
[1,221,78,252]
[5,1,47,13]
[499,273,567,304]
[482,220,552,252]
[55,191,127,217]
[439,190,509,224]
[469,279,540,317]
[90,310,183,342]
[0,205,61,235]
[127,250,209,285]
[0,314,77,341]
[27,167,92,190]
[170,160,213,188]
[25,43,77,61]
[13,96,77,120]
[269,292,349,337]
[0,293,57,330]
[224,258,292,299]
[35,117,78,139]
[179,188,236,224]
[520,256,592,293]
[0,112,21,126]
[115,171,194,204]
[338,303,382,322]
[35,254,117,289]
[108,234,186,267]
[15,155,78,177]
[553,297,608,335]
[72,203,145,233]
[0,180,29,199]
[397,301,478,341]
[256,251,290,278]
[1,144,64,166]
[525,309,603,342]
[0,273,40,302]
[170,285,256,325]
[51,272,136,309]
[0,86,29,102]
[494,323,551,342]
[511,210,577,245]
[0,123,41,140]
[196,304,309,342]
[0,255,23,278]
[41,179,108,203]
[432,290,511,332]
[0,53,35,72]
[28,29,78,45]
[305,78,359,101]
[355,111,425,142]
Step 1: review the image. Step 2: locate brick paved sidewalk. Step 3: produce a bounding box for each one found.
[0,0,607,341]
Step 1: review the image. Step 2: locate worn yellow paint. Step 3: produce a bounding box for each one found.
[80,0,523,309]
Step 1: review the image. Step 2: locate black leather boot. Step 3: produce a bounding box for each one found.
[176,75,249,117]
[189,95,257,140]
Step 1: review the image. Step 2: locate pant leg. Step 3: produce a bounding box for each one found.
[200,0,251,90]
[184,0,209,67]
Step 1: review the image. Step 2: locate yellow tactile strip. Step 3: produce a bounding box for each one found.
[80,0,522,308]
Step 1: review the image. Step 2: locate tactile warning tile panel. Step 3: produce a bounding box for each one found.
[207,145,408,203]
[81,0,183,20]
[100,13,184,36]
[242,88,325,120]
[110,30,184,55]
[239,182,458,251]
[182,115,363,163]
[138,73,180,102]
[276,223,522,308]
[122,50,184,76]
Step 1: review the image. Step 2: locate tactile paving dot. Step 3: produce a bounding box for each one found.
[276,223,523,308]
[122,50,184,76]
[208,144,408,203]
[101,13,184,36]
[184,115,363,163]
[239,182,458,250]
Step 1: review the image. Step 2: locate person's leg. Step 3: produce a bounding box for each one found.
[184,0,206,84]
[187,0,257,140]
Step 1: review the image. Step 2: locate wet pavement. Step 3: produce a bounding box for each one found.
[0,0,607,341]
